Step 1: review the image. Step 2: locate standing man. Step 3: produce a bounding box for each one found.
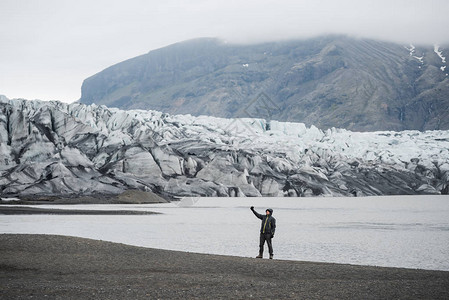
[250,206,276,259]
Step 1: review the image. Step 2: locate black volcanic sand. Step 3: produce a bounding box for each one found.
[1,235,448,299]
[0,189,169,205]
[0,206,158,215]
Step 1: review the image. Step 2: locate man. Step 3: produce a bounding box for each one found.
[250,206,276,259]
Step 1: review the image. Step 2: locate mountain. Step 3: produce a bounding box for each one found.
[1,97,448,200]
[79,36,449,132]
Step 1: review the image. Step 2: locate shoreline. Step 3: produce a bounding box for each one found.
[0,189,170,205]
[1,234,448,299]
[0,206,159,215]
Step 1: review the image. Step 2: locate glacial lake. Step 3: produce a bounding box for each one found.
[1,195,448,271]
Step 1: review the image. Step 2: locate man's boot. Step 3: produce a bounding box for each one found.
[256,253,263,258]
[269,254,273,259]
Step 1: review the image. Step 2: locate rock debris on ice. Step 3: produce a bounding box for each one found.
[1,97,448,198]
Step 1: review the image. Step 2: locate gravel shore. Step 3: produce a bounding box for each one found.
[1,234,448,299]
[0,206,158,215]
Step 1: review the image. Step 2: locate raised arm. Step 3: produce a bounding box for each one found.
[250,206,263,220]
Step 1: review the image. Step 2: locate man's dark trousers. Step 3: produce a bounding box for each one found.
[259,233,273,256]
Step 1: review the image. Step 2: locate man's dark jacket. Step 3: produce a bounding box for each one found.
[251,208,276,235]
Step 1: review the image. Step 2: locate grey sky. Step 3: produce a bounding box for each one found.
[1,0,448,103]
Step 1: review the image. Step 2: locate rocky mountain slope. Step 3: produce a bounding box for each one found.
[1,97,448,198]
[80,36,449,132]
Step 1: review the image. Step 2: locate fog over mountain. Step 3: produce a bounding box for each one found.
[80,35,449,132]
[2,1,449,102]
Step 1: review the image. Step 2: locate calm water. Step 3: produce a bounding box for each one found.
[1,195,448,271]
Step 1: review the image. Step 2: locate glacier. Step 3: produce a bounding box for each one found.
[0,97,448,199]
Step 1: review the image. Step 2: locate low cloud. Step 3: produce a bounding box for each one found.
[1,0,448,102]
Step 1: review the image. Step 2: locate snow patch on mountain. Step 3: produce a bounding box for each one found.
[414,56,424,64]
[434,44,447,63]
[405,44,424,67]
[434,44,447,75]
[1,97,448,198]
[405,44,415,56]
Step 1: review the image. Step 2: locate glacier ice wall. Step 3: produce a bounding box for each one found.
[1,97,448,198]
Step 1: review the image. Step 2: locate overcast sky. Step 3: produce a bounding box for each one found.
[1,0,448,103]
